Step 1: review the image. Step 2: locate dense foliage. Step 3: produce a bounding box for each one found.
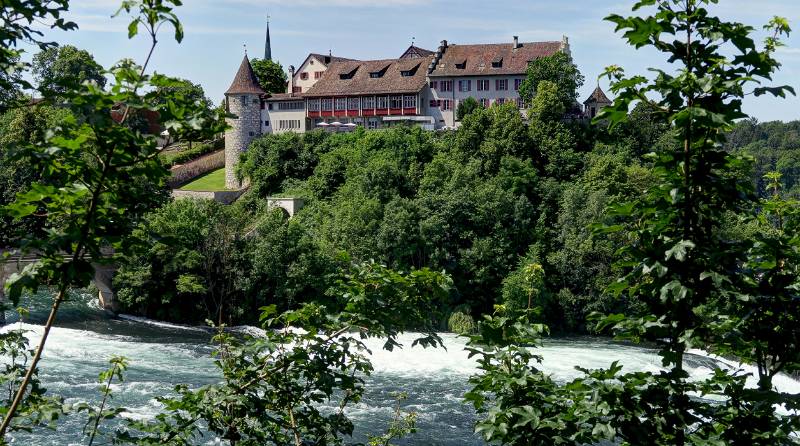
[0,0,224,438]
[250,58,289,94]
[31,44,107,97]
[465,1,800,445]
[518,51,584,112]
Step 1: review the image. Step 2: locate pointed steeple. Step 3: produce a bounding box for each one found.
[264,15,272,61]
[225,55,266,95]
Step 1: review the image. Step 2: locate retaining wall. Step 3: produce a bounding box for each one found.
[172,189,247,205]
[168,149,225,188]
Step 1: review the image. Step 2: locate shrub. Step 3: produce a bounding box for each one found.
[447,308,476,334]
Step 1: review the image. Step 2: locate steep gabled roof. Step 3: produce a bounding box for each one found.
[429,41,563,77]
[295,53,357,74]
[583,86,611,105]
[304,56,434,97]
[225,55,266,95]
[400,45,435,59]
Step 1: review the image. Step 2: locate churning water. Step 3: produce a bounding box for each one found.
[3,290,799,445]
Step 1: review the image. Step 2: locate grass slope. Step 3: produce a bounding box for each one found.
[179,168,227,191]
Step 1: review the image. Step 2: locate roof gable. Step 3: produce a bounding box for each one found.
[400,45,434,59]
[584,86,611,104]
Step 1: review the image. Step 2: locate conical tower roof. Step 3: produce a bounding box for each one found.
[225,55,266,96]
[583,85,611,105]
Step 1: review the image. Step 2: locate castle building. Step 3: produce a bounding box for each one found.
[221,22,613,185]
[427,36,569,127]
[304,55,436,130]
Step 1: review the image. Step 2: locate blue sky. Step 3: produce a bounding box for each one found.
[27,0,800,122]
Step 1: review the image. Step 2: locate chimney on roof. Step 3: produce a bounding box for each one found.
[429,39,448,74]
[288,65,295,96]
[513,35,520,49]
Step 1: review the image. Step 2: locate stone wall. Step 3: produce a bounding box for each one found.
[172,188,247,205]
[225,94,262,189]
[167,149,225,188]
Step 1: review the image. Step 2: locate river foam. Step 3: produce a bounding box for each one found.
[1,322,798,445]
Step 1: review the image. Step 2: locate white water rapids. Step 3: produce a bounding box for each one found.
[1,294,798,445]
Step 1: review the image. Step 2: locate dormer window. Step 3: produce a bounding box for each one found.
[491,57,503,68]
[400,63,420,77]
[339,67,358,80]
[369,65,389,78]
[455,60,467,69]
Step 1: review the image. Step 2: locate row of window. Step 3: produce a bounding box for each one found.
[308,95,419,111]
[431,78,523,92]
[429,99,453,111]
[429,97,524,110]
[277,120,301,130]
[275,101,304,110]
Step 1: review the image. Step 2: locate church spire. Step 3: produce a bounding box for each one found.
[264,14,272,61]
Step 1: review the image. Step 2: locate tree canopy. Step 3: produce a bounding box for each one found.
[250,58,288,94]
[519,51,584,114]
[456,96,482,121]
[31,44,106,97]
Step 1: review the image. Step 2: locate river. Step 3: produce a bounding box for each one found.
[3,290,799,445]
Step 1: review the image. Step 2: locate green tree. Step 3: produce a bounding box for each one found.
[592,2,795,445]
[466,0,798,444]
[31,44,107,97]
[0,0,224,437]
[0,0,75,112]
[0,53,23,110]
[528,79,566,122]
[0,104,72,245]
[153,77,212,110]
[250,58,288,94]
[455,96,482,121]
[518,50,584,113]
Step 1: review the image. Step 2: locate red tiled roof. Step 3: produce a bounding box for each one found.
[304,56,434,97]
[583,86,612,105]
[225,56,266,95]
[429,41,562,77]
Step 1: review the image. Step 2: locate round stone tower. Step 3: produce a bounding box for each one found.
[224,55,265,190]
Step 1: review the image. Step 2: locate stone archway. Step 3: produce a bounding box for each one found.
[266,197,305,218]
